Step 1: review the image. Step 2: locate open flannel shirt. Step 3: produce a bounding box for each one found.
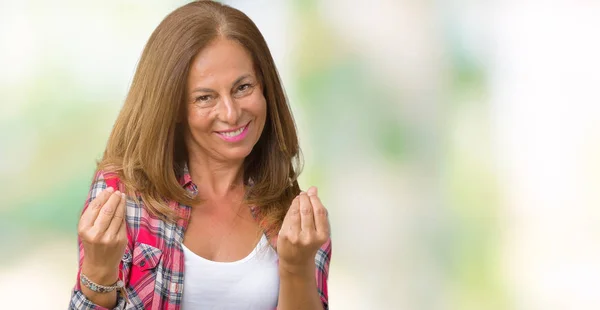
[69,168,331,310]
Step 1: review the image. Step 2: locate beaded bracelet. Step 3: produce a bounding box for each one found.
[80,272,124,294]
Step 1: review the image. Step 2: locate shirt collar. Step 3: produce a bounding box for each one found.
[177,162,194,189]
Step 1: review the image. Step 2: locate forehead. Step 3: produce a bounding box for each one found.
[188,38,255,85]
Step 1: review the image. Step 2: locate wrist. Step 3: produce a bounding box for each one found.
[279,260,315,280]
[81,262,120,285]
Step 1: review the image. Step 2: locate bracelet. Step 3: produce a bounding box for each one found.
[80,272,124,294]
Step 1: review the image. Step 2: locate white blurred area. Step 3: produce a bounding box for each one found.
[1,0,600,309]
[491,3,600,310]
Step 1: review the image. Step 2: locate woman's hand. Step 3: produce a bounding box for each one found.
[277,186,330,276]
[78,187,128,283]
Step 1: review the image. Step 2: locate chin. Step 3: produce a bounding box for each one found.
[221,146,254,162]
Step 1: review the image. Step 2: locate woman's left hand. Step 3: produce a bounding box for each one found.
[277,186,330,276]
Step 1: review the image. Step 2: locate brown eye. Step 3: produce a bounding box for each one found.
[237,83,252,92]
[195,95,211,102]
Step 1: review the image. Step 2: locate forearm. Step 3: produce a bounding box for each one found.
[277,263,323,310]
[79,263,120,309]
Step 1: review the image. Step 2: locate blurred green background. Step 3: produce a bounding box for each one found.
[2,1,600,309]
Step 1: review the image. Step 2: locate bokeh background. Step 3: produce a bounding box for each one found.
[1,0,600,309]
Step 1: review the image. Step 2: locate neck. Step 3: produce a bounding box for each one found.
[186,150,245,199]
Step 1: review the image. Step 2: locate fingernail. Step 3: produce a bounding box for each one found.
[121,193,127,199]
[107,187,114,193]
[300,191,306,195]
[308,186,318,196]
[115,190,121,195]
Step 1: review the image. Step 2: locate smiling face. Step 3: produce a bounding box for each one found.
[183,38,267,163]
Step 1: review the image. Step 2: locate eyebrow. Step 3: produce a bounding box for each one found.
[191,74,252,93]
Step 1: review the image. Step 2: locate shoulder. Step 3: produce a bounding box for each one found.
[87,169,182,251]
[86,170,120,194]
[86,169,153,234]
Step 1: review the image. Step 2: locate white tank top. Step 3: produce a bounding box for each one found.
[181,234,280,309]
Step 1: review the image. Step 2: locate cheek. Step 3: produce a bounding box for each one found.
[186,106,214,132]
[241,92,267,123]
[252,95,267,121]
[252,101,268,141]
[258,99,267,127]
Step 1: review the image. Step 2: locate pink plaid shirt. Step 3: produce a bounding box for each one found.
[69,168,331,309]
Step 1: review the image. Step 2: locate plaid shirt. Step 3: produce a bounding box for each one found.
[70,169,332,310]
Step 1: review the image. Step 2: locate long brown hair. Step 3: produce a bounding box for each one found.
[98,0,302,234]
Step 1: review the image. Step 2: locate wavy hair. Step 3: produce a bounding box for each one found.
[98,0,302,236]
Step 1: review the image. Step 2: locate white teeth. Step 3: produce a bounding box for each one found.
[221,127,244,137]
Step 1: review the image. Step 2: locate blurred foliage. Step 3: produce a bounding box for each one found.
[0,1,510,309]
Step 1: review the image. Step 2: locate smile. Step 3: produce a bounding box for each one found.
[215,122,250,142]
[220,126,245,137]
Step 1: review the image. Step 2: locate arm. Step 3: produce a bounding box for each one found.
[278,272,323,310]
[277,188,332,310]
[75,246,122,309]
[71,264,125,310]
[278,266,322,310]
[69,172,129,310]
[278,240,331,310]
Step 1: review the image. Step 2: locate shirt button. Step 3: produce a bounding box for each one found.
[122,252,131,261]
[140,260,146,267]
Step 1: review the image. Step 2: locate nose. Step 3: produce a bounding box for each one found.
[218,95,241,125]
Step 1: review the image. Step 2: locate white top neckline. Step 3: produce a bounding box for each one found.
[181,233,268,266]
[181,232,280,309]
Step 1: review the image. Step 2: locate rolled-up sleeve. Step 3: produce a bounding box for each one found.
[69,290,126,310]
[315,238,332,310]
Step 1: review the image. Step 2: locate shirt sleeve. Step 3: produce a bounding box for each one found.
[69,290,126,310]
[69,170,129,310]
[315,238,332,310]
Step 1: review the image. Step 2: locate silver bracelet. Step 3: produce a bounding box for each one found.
[80,272,124,294]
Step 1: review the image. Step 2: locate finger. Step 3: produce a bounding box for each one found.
[308,188,330,236]
[106,193,127,236]
[118,209,128,242]
[285,195,301,234]
[118,197,128,243]
[279,196,297,236]
[79,187,115,228]
[93,191,122,232]
[299,191,315,232]
[118,196,128,236]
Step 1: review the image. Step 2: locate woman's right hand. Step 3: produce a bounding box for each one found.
[77,187,128,283]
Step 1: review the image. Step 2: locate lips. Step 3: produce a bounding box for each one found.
[216,122,249,134]
[215,121,250,141]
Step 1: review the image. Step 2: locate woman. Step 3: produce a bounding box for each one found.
[69,1,332,309]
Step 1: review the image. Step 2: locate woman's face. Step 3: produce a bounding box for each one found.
[184,38,267,163]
